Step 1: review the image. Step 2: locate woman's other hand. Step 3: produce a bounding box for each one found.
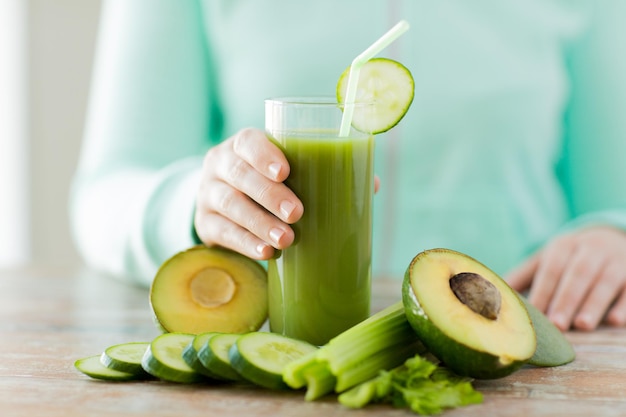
[506,226,626,331]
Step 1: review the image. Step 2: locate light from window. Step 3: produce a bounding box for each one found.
[0,0,29,267]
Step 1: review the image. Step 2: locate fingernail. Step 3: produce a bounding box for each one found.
[269,163,281,180]
[279,200,296,220]
[269,228,285,245]
[256,243,269,256]
[575,313,593,330]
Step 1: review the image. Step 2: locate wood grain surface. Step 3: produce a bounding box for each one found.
[1,266,625,417]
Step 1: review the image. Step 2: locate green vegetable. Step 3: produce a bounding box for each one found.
[75,355,149,382]
[182,332,222,379]
[141,332,205,383]
[229,332,318,390]
[336,57,415,134]
[282,301,426,400]
[100,342,151,376]
[197,333,244,381]
[338,354,483,415]
[300,360,336,401]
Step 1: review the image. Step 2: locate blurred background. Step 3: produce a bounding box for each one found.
[0,0,101,268]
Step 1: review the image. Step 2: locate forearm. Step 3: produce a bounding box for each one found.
[70,157,202,286]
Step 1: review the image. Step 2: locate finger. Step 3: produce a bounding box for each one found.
[195,211,276,260]
[606,284,626,327]
[504,253,540,293]
[547,246,605,331]
[216,147,303,224]
[527,240,573,314]
[232,128,291,182]
[199,181,295,250]
[374,175,380,194]
[576,260,625,329]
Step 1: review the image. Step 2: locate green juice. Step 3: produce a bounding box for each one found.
[268,130,374,346]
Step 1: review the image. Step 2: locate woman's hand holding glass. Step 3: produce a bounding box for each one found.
[194,128,304,260]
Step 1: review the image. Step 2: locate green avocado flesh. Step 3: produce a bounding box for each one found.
[402,249,537,379]
[150,245,268,335]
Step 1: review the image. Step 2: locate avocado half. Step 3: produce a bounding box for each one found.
[402,248,536,379]
[150,245,268,334]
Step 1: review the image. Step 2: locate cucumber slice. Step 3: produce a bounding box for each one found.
[75,355,145,381]
[182,332,222,379]
[229,332,318,390]
[100,342,151,376]
[336,57,414,134]
[141,332,205,383]
[197,333,243,382]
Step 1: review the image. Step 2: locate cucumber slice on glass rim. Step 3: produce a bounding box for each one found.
[336,57,414,134]
[229,332,318,390]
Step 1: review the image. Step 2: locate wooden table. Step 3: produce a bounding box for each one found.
[1,266,625,417]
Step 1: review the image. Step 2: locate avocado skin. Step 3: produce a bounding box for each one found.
[402,276,527,380]
[519,296,575,367]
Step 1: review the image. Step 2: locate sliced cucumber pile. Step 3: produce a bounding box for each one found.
[74,331,314,389]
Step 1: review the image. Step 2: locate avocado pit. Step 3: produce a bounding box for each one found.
[190,267,236,308]
[449,272,501,320]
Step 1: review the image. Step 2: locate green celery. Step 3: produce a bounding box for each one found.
[320,302,406,359]
[325,320,421,374]
[282,351,317,389]
[319,302,425,376]
[338,354,483,415]
[335,378,379,408]
[302,360,336,401]
[335,338,425,392]
[280,301,429,402]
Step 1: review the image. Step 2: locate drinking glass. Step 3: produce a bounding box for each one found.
[265,97,374,345]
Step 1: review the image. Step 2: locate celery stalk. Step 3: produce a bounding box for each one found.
[302,360,336,401]
[280,300,428,401]
[325,322,420,374]
[319,301,425,376]
[277,291,483,414]
[337,378,379,408]
[282,351,317,389]
[320,302,406,360]
[335,339,425,392]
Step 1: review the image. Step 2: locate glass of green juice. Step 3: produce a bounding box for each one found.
[265,97,374,346]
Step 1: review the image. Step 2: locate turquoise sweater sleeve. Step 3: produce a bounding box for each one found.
[558,0,626,236]
[70,0,217,285]
[71,1,626,284]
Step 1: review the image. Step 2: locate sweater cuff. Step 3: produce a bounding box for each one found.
[559,209,626,234]
[130,157,203,286]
